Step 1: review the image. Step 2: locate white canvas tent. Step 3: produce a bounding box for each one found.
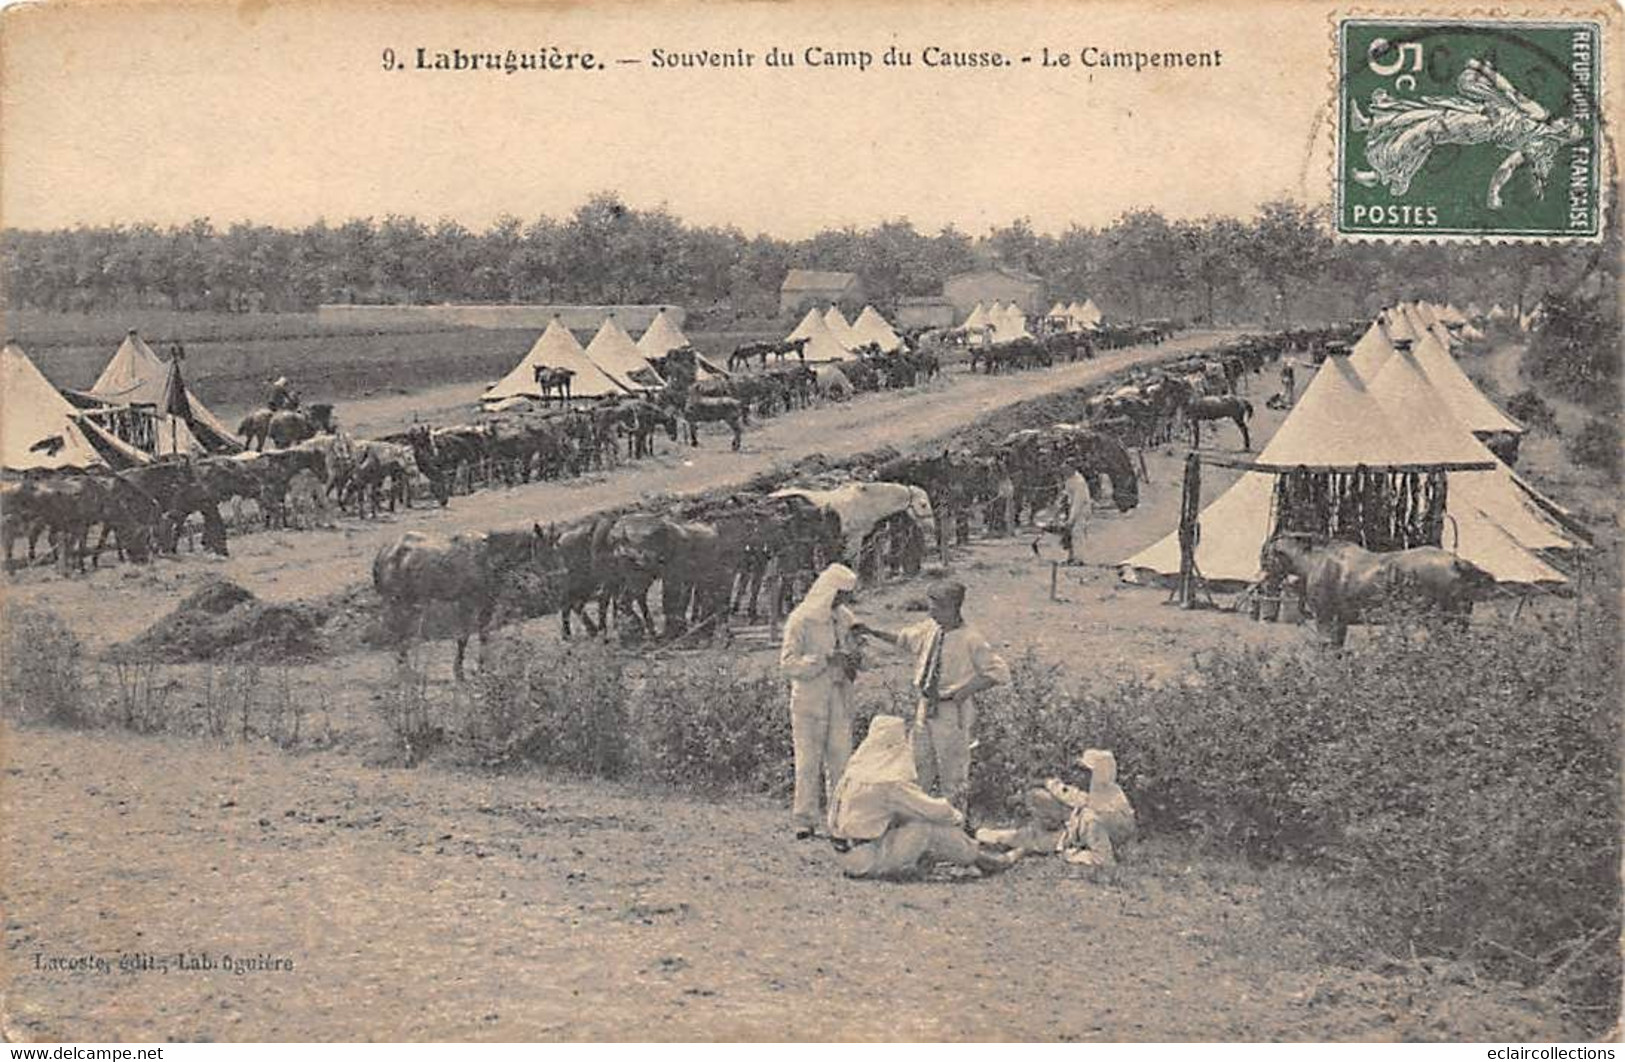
[1487,303,1510,321]
[88,330,237,451]
[1047,302,1069,322]
[1076,299,1104,330]
[637,308,727,378]
[785,308,851,363]
[851,306,903,353]
[1364,340,1570,559]
[1122,344,1571,588]
[960,303,995,347]
[483,317,624,403]
[1407,326,1524,437]
[2,343,150,470]
[823,307,862,352]
[585,317,665,393]
[994,303,1031,342]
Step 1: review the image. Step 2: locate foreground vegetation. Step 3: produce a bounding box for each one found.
[7,552,1618,1035]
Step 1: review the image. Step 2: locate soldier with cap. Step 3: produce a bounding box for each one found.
[854,580,1009,815]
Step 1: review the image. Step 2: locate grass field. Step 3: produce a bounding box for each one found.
[8,309,780,420]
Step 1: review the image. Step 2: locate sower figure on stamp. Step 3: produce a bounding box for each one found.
[855,580,1009,820]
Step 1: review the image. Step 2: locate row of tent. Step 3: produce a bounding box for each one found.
[784,305,906,362]
[488,303,916,406]
[483,308,725,405]
[957,299,1103,346]
[1122,299,1585,589]
[2,331,239,473]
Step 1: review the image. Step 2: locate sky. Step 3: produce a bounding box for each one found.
[0,0,1590,239]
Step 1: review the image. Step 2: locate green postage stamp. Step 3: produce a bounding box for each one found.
[1337,18,1603,240]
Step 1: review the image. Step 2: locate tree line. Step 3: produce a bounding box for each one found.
[3,191,1615,326]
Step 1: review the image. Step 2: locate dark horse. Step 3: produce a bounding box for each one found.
[372,524,558,680]
[1260,533,1496,647]
[1185,395,1253,450]
[681,396,746,451]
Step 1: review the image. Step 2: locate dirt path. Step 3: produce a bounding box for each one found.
[6,334,1229,649]
[0,726,1560,1042]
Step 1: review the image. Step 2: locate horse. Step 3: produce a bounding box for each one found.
[768,482,932,583]
[239,404,336,451]
[1259,533,1496,647]
[1185,395,1253,450]
[729,342,777,372]
[532,366,576,405]
[372,524,559,681]
[122,461,231,556]
[627,400,679,459]
[681,396,746,451]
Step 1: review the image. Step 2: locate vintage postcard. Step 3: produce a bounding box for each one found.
[1,0,1620,1046]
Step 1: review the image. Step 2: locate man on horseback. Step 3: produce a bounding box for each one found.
[268,375,300,412]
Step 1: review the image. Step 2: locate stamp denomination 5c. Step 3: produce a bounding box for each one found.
[1337,18,1603,240]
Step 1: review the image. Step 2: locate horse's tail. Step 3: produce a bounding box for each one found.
[1240,399,1254,421]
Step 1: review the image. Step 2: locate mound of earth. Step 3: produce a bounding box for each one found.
[119,579,328,663]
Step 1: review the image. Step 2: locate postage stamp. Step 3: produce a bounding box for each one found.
[1337,17,1604,240]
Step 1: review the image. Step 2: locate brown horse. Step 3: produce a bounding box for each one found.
[238,404,336,451]
[1186,395,1253,450]
[1260,533,1496,647]
[372,524,558,680]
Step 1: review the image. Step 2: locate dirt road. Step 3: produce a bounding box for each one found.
[0,726,1560,1042]
[7,334,1227,649]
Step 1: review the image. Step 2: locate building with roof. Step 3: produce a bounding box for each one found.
[942,266,1046,317]
[779,270,864,315]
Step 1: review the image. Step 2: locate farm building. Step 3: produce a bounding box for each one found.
[779,270,864,315]
[942,266,1047,317]
[894,296,958,330]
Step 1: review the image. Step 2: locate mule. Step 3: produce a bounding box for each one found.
[1260,533,1496,647]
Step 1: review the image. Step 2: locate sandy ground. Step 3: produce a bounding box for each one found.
[0,337,1588,1041]
[1,726,1562,1042]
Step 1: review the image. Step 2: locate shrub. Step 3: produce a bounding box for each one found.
[1566,417,1620,477]
[1505,389,1559,434]
[470,638,630,776]
[1,604,87,727]
[635,653,791,793]
[966,591,1620,1025]
[376,653,443,766]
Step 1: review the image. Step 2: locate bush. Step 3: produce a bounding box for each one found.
[1,604,88,727]
[1566,417,1620,477]
[1505,389,1559,434]
[470,638,630,776]
[967,593,1621,1025]
[636,653,792,793]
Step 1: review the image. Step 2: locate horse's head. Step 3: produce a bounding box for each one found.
[1260,532,1314,580]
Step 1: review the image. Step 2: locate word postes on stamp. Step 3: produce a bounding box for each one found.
[1337,18,1602,240]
